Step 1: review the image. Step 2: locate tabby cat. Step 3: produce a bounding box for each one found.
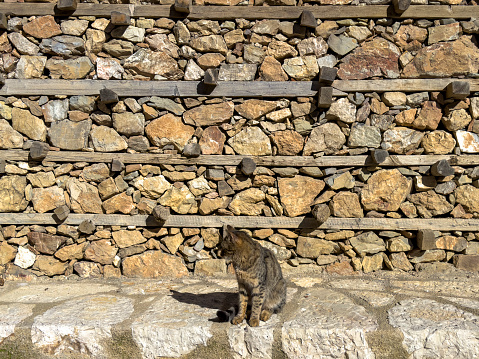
[219,225,286,327]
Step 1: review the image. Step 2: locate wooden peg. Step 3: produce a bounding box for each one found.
[300,10,317,29]
[319,67,337,85]
[100,88,119,104]
[392,0,411,14]
[175,0,191,14]
[445,81,470,100]
[54,205,70,222]
[56,0,78,11]
[431,159,454,177]
[370,149,389,164]
[29,141,50,161]
[0,13,7,30]
[318,86,333,108]
[204,68,219,86]
[153,205,170,222]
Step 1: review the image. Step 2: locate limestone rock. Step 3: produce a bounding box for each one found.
[11,108,47,141]
[124,49,183,80]
[328,34,358,56]
[270,130,304,155]
[48,119,91,150]
[228,188,266,216]
[0,175,27,212]
[96,58,124,80]
[61,19,89,36]
[428,23,462,45]
[455,185,479,213]
[442,109,472,131]
[195,259,227,276]
[132,175,171,199]
[14,246,36,269]
[112,230,146,249]
[84,240,118,265]
[33,255,68,276]
[183,102,234,126]
[145,34,179,58]
[112,113,145,136]
[348,123,381,148]
[413,101,442,130]
[330,192,363,218]
[338,38,400,80]
[15,56,47,79]
[381,127,424,154]
[403,36,479,78]
[23,16,61,39]
[40,35,85,57]
[90,126,128,152]
[122,250,188,278]
[218,64,257,81]
[296,237,339,258]
[103,39,135,58]
[32,186,66,213]
[259,56,288,81]
[282,56,319,80]
[267,40,298,60]
[42,99,69,123]
[146,113,194,151]
[303,123,346,155]
[0,242,17,265]
[66,178,103,214]
[421,130,456,154]
[361,169,411,212]
[362,254,383,273]
[0,119,23,149]
[102,192,135,214]
[159,185,197,214]
[228,127,272,156]
[235,100,277,121]
[326,98,357,124]
[8,32,39,55]
[45,57,93,79]
[73,261,102,278]
[409,190,454,217]
[350,232,386,255]
[456,130,479,153]
[199,126,226,155]
[278,176,325,217]
[190,35,228,54]
[111,26,145,43]
[54,243,87,262]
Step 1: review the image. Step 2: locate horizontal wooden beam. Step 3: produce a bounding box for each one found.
[0,213,477,231]
[1,79,478,97]
[3,150,479,167]
[0,4,476,20]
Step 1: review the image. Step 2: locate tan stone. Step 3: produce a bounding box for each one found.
[435,236,468,252]
[330,192,363,218]
[66,178,102,214]
[455,185,479,213]
[0,175,28,212]
[259,56,288,81]
[228,188,266,216]
[159,185,197,214]
[54,243,87,261]
[325,261,355,275]
[361,169,411,212]
[395,109,417,127]
[413,101,442,130]
[162,233,184,254]
[389,252,414,271]
[84,239,118,265]
[227,127,272,156]
[201,228,220,248]
[112,230,147,249]
[362,254,383,273]
[132,175,171,199]
[296,236,339,258]
[421,130,456,154]
[11,108,47,141]
[122,250,188,278]
[409,190,454,217]
[183,102,234,126]
[194,259,227,276]
[23,16,62,39]
[28,232,68,255]
[303,123,346,155]
[0,119,23,149]
[0,242,17,265]
[270,130,304,155]
[33,255,68,276]
[145,113,194,151]
[235,100,277,121]
[278,176,325,217]
[31,186,65,214]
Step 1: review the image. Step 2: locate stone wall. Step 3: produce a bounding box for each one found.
[1,9,479,280]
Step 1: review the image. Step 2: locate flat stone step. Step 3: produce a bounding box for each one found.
[1,271,479,359]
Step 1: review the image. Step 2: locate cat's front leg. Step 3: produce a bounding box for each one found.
[232,288,248,325]
[248,287,265,327]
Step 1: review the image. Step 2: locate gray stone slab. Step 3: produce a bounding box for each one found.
[31,295,134,357]
[388,298,479,358]
[282,288,377,359]
[0,304,34,343]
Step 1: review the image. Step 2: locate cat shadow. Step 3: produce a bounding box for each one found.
[169,289,238,323]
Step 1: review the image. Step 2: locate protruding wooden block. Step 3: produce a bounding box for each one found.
[56,0,78,11]
[370,149,389,164]
[318,86,333,108]
[431,159,454,177]
[153,205,170,222]
[292,23,306,38]
[392,0,411,13]
[29,141,50,161]
[100,88,119,104]
[204,68,219,86]
[54,205,70,222]
[0,73,4,87]
[300,10,317,29]
[319,67,337,85]
[0,13,7,30]
[417,229,436,250]
[183,143,201,157]
[445,81,470,100]
[111,159,125,172]
[312,204,330,225]
[0,158,5,174]
[240,157,256,176]
[78,220,95,234]
[110,11,130,26]
[175,0,191,14]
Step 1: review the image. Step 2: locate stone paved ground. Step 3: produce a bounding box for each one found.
[1,267,479,359]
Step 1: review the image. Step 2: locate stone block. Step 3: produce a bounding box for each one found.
[175,0,191,14]
[319,67,337,85]
[203,68,219,86]
[312,203,331,224]
[152,205,170,222]
[318,86,333,108]
[0,13,7,30]
[0,158,5,174]
[417,229,436,250]
[370,149,389,164]
[392,0,411,14]
[78,220,95,234]
[300,10,316,29]
[110,11,130,26]
[240,157,256,176]
[56,0,78,11]
[453,254,479,271]
[431,159,454,177]
[100,88,119,104]
[182,143,201,158]
[445,81,470,100]
[111,159,125,172]
[29,141,50,161]
[54,205,70,222]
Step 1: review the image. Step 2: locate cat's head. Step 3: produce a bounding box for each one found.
[218,225,249,257]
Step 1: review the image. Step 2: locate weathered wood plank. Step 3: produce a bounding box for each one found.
[0,213,478,230]
[0,4,476,19]
[3,150,479,167]
[1,79,479,97]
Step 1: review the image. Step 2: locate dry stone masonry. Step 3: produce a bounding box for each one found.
[1,2,479,280]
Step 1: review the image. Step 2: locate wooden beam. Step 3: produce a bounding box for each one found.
[0,213,478,230]
[3,150,479,167]
[0,4,476,20]
[1,79,479,97]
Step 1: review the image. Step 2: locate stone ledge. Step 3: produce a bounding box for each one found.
[1,271,479,358]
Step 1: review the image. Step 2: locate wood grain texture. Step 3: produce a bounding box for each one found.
[3,150,479,167]
[0,213,477,230]
[1,79,479,97]
[0,4,476,19]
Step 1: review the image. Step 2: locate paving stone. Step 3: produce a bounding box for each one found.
[229,317,278,359]
[282,288,377,358]
[31,295,134,357]
[388,298,479,358]
[0,304,34,342]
